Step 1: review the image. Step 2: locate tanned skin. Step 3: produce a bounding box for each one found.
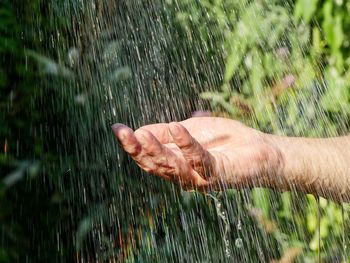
[112,117,350,203]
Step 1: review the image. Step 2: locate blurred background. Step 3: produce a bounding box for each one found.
[1,0,350,262]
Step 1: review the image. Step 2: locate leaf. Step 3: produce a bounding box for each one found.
[2,161,30,187]
[25,50,74,78]
[75,217,93,250]
[322,1,335,52]
[333,14,344,52]
[200,91,238,116]
[110,66,132,82]
[223,40,246,83]
[321,68,350,113]
[252,189,270,218]
[312,27,322,56]
[294,0,318,23]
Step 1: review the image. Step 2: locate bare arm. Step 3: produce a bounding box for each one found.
[268,135,350,202]
[112,117,350,202]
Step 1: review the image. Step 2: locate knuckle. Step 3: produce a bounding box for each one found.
[135,129,152,141]
[143,167,154,174]
[165,167,177,176]
[127,144,141,156]
[189,155,202,165]
[155,156,167,164]
[181,138,195,150]
[142,130,154,141]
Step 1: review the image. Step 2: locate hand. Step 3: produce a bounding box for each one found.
[112,117,283,191]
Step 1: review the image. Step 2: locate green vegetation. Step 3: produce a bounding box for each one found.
[1,0,350,262]
[173,0,350,261]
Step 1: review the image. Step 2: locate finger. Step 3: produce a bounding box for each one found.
[139,123,173,144]
[134,129,209,186]
[168,122,217,178]
[186,170,210,189]
[111,123,141,157]
[134,129,183,180]
[134,128,168,158]
[168,122,207,162]
[168,122,202,155]
[139,121,209,145]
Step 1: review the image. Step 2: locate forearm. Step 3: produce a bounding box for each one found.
[269,135,350,202]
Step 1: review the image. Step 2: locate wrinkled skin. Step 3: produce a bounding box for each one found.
[112,117,283,191]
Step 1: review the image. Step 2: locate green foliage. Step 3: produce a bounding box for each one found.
[173,0,350,261]
[0,1,74,262]
[2,0,350,262]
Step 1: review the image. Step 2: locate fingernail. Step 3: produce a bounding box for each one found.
[111,124,119,135]
[111,123,118,130]
[111,126,125,141]
[170,123,180,136]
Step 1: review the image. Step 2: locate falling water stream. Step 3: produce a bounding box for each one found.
[3,0,350,262]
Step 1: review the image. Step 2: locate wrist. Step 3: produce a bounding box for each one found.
[262,133,315,192]
[260,133,291,190]
[266,134,349,201]
[237,126,350,202]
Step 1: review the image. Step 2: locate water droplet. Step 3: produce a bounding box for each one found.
[235,238,243,248]
[237,219,242,230]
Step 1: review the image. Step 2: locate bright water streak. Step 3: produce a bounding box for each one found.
[18,0,350,262]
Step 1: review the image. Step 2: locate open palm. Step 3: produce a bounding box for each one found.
[112,117,282,190]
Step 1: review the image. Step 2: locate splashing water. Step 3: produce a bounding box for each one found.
[206,193,232,258]
[235,238,243,249]
[2,0,350,262]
